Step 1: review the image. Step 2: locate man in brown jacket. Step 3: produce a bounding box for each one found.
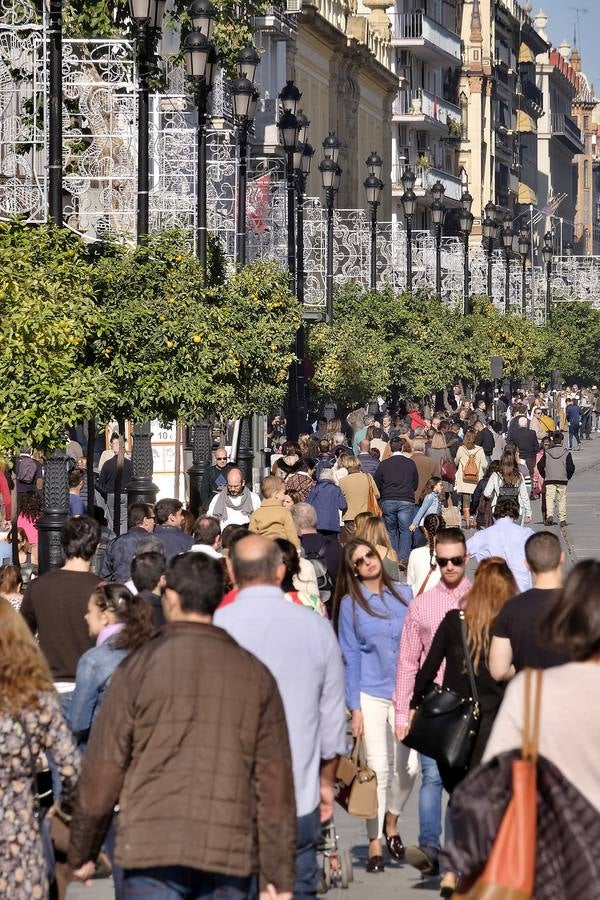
[68,552,296,900]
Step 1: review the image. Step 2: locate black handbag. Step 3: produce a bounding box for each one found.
[403,611,480,770]
[19,716,54,817]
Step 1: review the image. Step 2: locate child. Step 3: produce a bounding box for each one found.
[248,475,300,548]
[410,476,444,534]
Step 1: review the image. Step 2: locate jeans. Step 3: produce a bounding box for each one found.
[568,424,580,449]
[123,867,256,900]
[418,754,443,851]
[294,808,321,899]
[380,500,415,561]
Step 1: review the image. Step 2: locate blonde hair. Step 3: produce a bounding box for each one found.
[260,474,285,499]
[339,453,360,473]
[354,515,399,562]
[0,597,53,713]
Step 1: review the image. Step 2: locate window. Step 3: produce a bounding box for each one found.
[459,91,468,139]
[584,160,590,189]
[584,115,589,130]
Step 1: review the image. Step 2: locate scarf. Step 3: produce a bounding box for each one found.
[211,487,255,521]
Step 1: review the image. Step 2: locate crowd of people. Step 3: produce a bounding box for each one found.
[1,382,599,900]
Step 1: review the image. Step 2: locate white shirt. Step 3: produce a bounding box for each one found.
[206,490,260,529]
[406,545,441,594]
[190,543,222,559]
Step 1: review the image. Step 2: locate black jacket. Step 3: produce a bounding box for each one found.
[153,524,193,559]
[374,454,418,503]
[475,427,495,456]
[199,463,233,506]
[100,526,154,582]
[97,456,133,494]
[513,426,539,460]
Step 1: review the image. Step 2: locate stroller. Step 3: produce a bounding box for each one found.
[317,817,354,892]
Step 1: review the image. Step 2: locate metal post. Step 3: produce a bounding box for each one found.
[546,261,552,322]
[237,417,254,487]
[48,0,63,225]
[521,257,527,316]
[435,222,442,300]
[236,124,248,268]
[406,215,413,293]
[463,230,470,315]
[188,421,212,517]
[370,203,377,291]
[86,419,96,517]
[294,173,307,436]
[504,250,510,314]
[125,421,159,506]
[286,149,296,293]
[136,21,150,242]
[196,83,208,273]
[486,240,493,298]
[37,450,69,574]
[326,191,334,324]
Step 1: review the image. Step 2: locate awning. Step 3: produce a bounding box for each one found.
[517,182,538,205]
[519,43,535,64]
[516,109,537,133]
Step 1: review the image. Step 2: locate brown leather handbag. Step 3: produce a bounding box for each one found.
[334,736,378,819]
[455,668,543,899]
[366,476,381,516]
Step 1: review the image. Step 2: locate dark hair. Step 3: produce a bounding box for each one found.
[490,420,502,435]
[332,538,408,632]
[525,531,562,573]
[165,552,224,616]
[180,510,195,535]
[16,491,43,523]
[155,498,183,525]
[540,560,600,661]
[109,433,120,444]
[0,564,22,594]
[131,551,166,593]
[68,468,83,489]
[318,439,331,454]
[221,523,249,553]
[422,513,444,570]
[61,515,101,561]
[499,446,521,486]
[91,583,154,651]
[371,427,383,440]
[274,538,300,592]
[370,447,381,460]
[552,431,564,446]
[435,527,466,549]
[493,497,520,520]
[389,437,404,453]
[193,516,221,547]
[128,502,155,529]
[462,429,477,450]
[424,476,442,494]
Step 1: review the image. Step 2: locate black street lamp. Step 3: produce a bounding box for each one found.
[502,215,513,315]
[190,0,216,36]
[564,241,574,257]
[37,449,70,574]
[322,130,342,164]
[183,25,217,273]
[542,231,553,321]
[431,190,446,301]
[364,161,383,292]
[319,151,341,325]
[401,188,416,293]
[129,0,166,243]
[48,0,63,225]
[482,213,497,298]
[278,97,300,293]
[518,226,530,316]
[459,191,473,314]
[296,140,314,305]
[232,71,257,268]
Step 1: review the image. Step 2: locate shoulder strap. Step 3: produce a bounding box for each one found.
[522,668,543,762]
[416,567,434,596]
[458,611,479,705]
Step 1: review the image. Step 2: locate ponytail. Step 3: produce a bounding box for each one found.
[92,583,154,653]
[423,513,444,570]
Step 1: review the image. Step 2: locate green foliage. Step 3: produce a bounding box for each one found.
[308,318,391,405]
[0,221,108,454]
[542,301,600,381]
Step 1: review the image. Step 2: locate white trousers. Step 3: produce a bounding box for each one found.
[361,692,417,841]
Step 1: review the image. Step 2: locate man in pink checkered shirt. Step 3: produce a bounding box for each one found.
[394,527,471,877]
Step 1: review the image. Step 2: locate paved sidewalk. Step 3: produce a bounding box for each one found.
[66,433,600,900]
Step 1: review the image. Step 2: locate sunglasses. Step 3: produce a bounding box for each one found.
[353,549,377,569]
[435,555,466,568]
[215,456,228,461]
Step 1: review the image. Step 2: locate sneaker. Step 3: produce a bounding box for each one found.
[405,845,440,876]
[560,520,568,527]
[544,519,554,526]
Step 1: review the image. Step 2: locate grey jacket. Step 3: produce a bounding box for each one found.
[538,447,575,484]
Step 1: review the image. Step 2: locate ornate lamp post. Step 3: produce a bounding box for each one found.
[400,166,416,293]
[482,211,497,299]
[319,133,342,325]
[564,241,574,257]
[232,57,259,268]
[48,0,63,225]
[459,190,473,315]
[364,151,383,291]
[430,179,446,301]
[129,0,166,243]
[518,226,530,316]
[279,81,302,293]
[542,231,553,322]
[501,214,513,315]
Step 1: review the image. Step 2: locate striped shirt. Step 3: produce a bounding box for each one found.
[394,576,472,725]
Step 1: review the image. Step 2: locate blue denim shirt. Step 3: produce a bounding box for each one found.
[411,490,442,526]
[338,583,413,709]
[68,640,127,739]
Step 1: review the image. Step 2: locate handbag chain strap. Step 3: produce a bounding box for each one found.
[458,611,480,713]
[522,668,543,762]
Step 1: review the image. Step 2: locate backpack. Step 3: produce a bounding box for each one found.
[498,479,520,500]
[304,544,335,605]
[462,451,479,484]
[16,455,37,485]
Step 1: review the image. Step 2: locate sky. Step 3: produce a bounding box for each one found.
[538,1,600,95]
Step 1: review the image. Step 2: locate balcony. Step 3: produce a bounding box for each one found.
[252,7,297,40]
[390,11,461,64]
[391,162,463,202]
[551,113,584,154]
[520,78,543,110]
[392,88,462,132]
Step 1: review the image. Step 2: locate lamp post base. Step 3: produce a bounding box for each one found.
[37,450,69,575]
[187,420,212,516]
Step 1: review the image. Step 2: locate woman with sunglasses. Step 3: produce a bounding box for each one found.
[333,539,414,873]
[409,557,517,896]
